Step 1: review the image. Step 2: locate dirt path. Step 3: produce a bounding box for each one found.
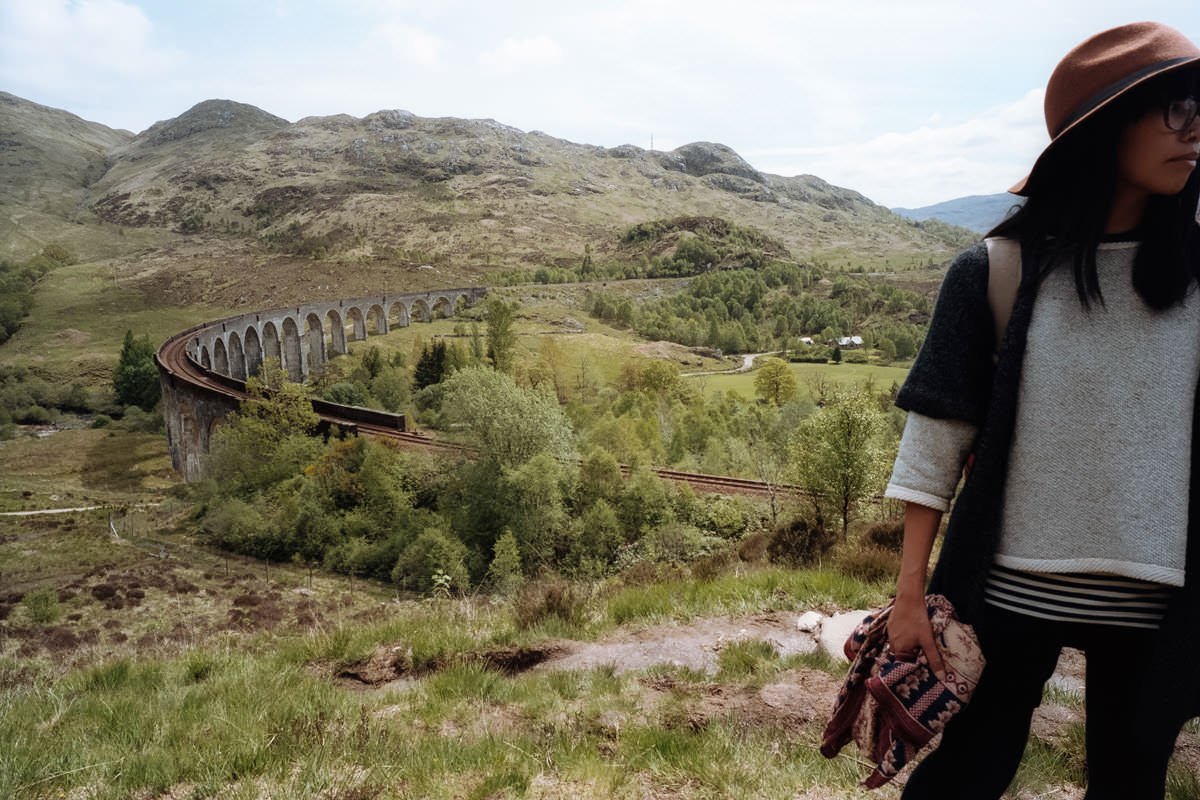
[681,350,777,377]
[535,611,818,674]
[0,505,105,516]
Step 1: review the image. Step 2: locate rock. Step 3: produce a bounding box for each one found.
[795,610,824,633]
[671,141,766,184]
[1046,673,1084,694]
[819,610,871,662]
[605,144,645,159]
[365,109,416,130]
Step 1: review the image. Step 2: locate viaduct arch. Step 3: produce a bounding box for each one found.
[158,287,487,481]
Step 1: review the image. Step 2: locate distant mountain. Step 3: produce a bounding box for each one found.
[892,193,1023,234]
[2,93,978,302]
[0,92,134,257]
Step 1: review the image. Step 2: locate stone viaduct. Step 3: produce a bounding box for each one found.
[159,287,487,480]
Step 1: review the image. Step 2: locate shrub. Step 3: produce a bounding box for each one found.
[767,513,836,568]
[618,559,686,587]
[865,519,905,553]
[843,350,869,364]
[323,381,369,407]
[643,521,719,564]
[119,405,163,433]
[692,495,753,539]
[512,579,585,630]
[837,544,902,583]
[567,499,624,578]
[16,405,52,424]
[391,528,470,594]
[90,414,113,428]
[690,546,738,581]
[486,531,523,595]
[21,588,62,624]
[737,530,771,563]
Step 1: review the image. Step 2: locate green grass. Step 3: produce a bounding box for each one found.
[0,623,882,800]
[690,361,911,401]
[3,260,230,384]
[0,428,176,512]
[716,639,780,680]
[604,566,891,626]
[0,510,140,588]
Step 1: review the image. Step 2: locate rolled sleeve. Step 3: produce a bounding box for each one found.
[885,412,979,511]
[895,243,995,425]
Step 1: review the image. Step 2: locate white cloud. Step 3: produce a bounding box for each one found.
[364,21,444,68]
[0,0,179,89]
[747,88,1050,208]
[479,35,563,75]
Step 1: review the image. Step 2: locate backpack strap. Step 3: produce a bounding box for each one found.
[984,237,1021,358]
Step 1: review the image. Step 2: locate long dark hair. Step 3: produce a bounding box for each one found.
[988,67,1200,310]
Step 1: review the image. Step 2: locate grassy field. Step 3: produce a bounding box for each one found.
[0,428,175,512]
[4,258,231,384]
[689,360,912,401]
[4,429,1200,799]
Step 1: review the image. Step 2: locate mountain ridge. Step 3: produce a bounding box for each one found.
[2,93,976,303]
[892,193,1022,234]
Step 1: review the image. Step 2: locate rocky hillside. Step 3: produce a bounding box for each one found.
[1,94,976,305]
[0,92,134,258]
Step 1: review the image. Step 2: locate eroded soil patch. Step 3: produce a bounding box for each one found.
[333,642,566,689]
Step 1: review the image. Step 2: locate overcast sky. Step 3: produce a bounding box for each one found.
[3,0,1200,208]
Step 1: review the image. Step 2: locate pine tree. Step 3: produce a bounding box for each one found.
[412,340,447,390]
[113,330,161,410]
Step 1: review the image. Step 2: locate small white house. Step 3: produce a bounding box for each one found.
[836,336,864,348]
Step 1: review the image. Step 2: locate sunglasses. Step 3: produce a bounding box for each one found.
[1165,97,1200,131]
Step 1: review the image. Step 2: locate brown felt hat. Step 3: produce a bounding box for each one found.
[1010,21,1200,195]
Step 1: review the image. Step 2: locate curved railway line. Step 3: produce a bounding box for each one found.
[157,321,803,499]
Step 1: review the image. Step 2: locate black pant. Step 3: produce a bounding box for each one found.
[900,603,1179,800]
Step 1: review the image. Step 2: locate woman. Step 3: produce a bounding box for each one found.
[883,21,1200,800]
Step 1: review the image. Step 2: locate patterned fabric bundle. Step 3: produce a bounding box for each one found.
[820,595,985,789]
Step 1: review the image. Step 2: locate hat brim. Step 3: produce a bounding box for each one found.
[1009,55,1200,196]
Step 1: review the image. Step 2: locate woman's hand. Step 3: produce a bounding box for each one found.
[888,501,947,676]
[887,593,946,676]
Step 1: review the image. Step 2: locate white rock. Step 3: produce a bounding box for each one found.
[819,610,872,663]
[795,611,824,633]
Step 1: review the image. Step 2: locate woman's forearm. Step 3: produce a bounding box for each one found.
[895,502,943,601]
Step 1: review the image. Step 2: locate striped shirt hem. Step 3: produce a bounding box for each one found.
[984,564,1170,630]
[993,554,1185,587]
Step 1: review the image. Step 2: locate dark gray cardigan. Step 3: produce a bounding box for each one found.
[895,242,1200,733]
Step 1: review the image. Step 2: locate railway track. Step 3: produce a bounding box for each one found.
[157,325,801,499]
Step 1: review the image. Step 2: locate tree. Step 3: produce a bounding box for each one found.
[486,531,524,594]
[790,386,891,537]
[438,367,575,468]
[114,330,161,410]
[753,357,798,406]
[413,340,448,390]
[205,377,321,497]
[577,447,624,510]
[876,337,897,364]
[324,381,368,406]
[485,298,518,373]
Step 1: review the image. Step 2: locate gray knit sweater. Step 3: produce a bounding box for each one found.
[887,242,1200,586]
